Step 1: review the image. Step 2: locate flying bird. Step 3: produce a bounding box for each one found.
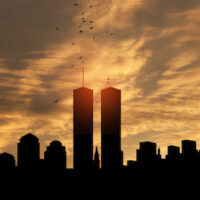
[56,27,59,30]
[74,3,78,6]
[54,99,58,103]
[107,78,110,85]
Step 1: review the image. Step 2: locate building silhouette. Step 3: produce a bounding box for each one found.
[181,139,199,168]
[0,153,15,170]
[93,147,100,169]
[127,160,137,168]
[17,133,40,169]
[166,145,180,161]
[73,87,93,170]
[182,140,197,156]
[120,149,124,166]
[44,140,66,170]
[157,148,161,159]
[101,87,122,169]
[137,141,160,166]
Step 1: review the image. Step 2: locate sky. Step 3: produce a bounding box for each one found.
[1,0,200,168]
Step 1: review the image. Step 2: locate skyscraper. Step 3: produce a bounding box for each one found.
[101,87,122,169]
[17,133,40,169]
[166,145,180,161]
[0,153,15,170]
[182,140,196,155]
[44,140,66,170]
[137,141,158,164]
[73,87,93,170]
[181,140,197,161]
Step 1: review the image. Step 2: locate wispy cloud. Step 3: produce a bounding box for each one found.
[1,0,200,167]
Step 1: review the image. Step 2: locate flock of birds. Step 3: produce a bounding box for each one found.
[54,2,113,104]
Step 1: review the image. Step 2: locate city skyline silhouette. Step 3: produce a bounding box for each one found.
[1,0,200,171]
[1,86,200,173]
[1,1,200,195]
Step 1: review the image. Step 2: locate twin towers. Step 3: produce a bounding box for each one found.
[73,86,123,170]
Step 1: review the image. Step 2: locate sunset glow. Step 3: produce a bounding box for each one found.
[1,0,200,168]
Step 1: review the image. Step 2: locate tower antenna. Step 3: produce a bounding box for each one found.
[82,67,84,87]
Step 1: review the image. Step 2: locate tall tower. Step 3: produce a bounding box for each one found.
[73,87,93,170]
[44,140,66,170]
[101,87,122,169]
[17,133,40,169]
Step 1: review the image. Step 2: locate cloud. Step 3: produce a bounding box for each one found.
[1,0,200,167]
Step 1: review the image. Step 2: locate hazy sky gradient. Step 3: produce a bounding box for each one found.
[1,0,200,167]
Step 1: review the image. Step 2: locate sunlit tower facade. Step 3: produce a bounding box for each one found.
[101,87,122,169]
[73,87,93,170]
